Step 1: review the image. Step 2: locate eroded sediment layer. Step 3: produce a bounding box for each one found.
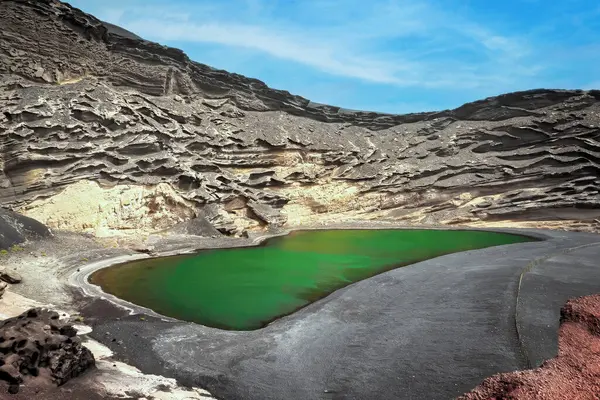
[460,294,600,399]
[1,0,599,236]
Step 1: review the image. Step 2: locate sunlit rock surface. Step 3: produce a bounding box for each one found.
[1,0,599,236]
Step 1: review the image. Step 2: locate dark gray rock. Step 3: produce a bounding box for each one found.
[0,208,51,250]
[166,216,223,237]
[0,269,22,284]
[247,201,287,226]
[0,308,95,393]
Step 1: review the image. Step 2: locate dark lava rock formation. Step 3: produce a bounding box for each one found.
[0,208,50,250]
[0,308,95,394]
[1,0,599,235]
[460,294,600,399]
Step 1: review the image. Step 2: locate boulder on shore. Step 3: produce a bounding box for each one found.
[0,269,22,284]
[0,308,95,394]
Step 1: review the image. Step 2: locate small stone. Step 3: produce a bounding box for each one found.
[33,67,44,78]
[0,269,22,284]
[60,325,78,338]
[8,384,19,394]
[42,325,51,330]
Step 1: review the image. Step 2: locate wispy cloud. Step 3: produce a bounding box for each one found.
[80,0,537,90]
[124,20,408,84]
[67,0,600,111]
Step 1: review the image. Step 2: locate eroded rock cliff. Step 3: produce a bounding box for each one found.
[1,0,599,236]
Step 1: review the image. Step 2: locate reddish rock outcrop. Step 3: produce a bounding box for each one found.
[459,295,600,399]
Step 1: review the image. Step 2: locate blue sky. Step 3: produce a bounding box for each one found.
[67,0,600,114]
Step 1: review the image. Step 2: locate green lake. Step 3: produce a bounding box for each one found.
[90,229,534,330]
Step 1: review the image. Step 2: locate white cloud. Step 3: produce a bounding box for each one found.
[123,20,412,84]
[75,0,540,90]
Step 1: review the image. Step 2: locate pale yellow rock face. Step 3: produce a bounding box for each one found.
[275,181,383,226]
[19,180,197,237]
[17,178,600,238]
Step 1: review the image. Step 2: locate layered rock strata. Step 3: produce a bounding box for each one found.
[0,0,599,236]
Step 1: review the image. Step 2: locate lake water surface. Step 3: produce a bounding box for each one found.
[90,229,534,330]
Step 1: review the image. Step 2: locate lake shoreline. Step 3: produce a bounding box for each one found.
[0,223,595,399]
[72,222,549,320]
[85,228,539,330]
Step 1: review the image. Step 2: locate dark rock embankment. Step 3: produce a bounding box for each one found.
[0,209,51,250]
[0,308,95,395]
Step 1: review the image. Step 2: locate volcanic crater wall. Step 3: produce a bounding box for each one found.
[1,0,599,235]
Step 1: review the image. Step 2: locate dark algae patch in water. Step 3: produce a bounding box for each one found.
[90,229,534,330]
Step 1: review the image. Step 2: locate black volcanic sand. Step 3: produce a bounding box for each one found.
[76,229,600,400]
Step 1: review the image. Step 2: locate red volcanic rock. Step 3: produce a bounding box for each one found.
[459,295,600,399]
